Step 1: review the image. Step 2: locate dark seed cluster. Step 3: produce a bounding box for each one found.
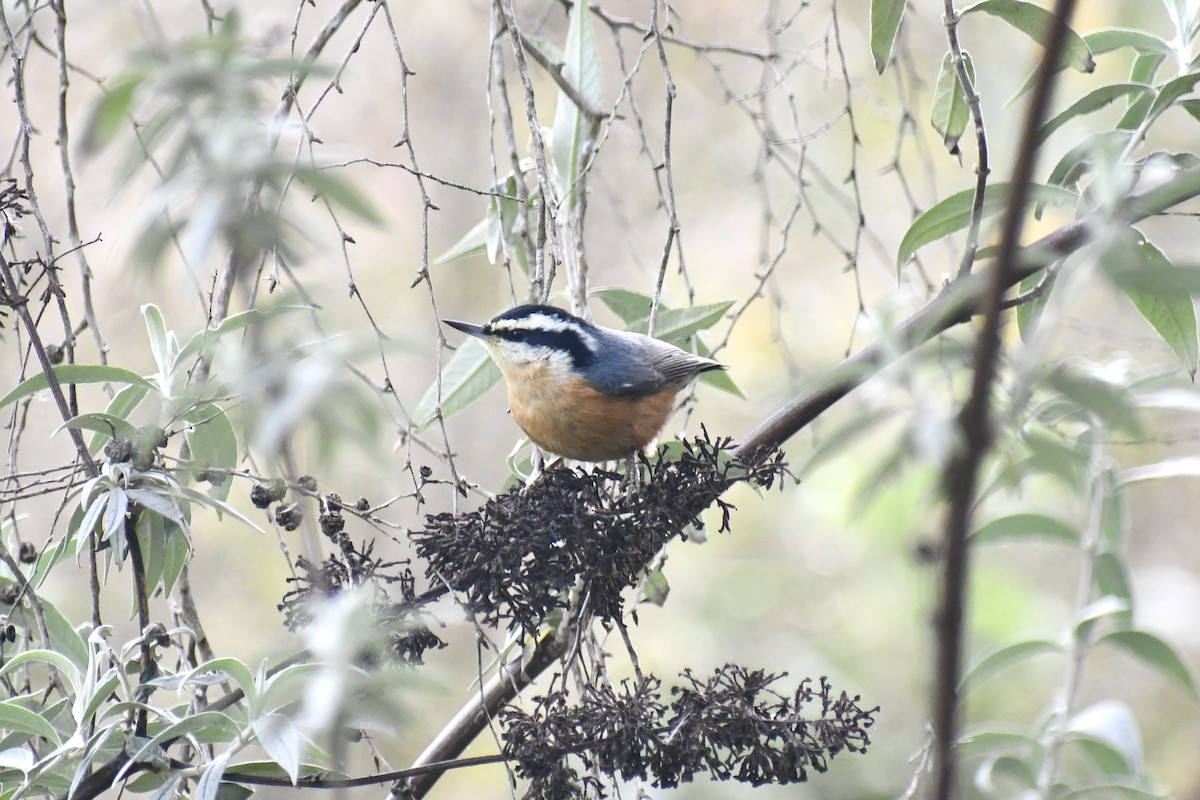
[411,432,787,635]
[501,666,879,800]
[277,538,447,666]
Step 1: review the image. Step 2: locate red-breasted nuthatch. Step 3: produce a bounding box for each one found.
[444,304,724,462]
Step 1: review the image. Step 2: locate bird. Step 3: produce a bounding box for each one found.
[443,304,724,462]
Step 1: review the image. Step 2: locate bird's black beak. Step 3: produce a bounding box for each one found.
[443,319,487,338]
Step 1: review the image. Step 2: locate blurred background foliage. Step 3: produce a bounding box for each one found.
[2,0,1200,798]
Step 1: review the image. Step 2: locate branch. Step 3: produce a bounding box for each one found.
[933,2,1078,798]
[394,635,566,799]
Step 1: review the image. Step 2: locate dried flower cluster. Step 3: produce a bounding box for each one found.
[277,538,447,666]
[501,665,879,799]
[412,433,787,634]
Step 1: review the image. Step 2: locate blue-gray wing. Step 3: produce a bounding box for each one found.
[589,331,723,397]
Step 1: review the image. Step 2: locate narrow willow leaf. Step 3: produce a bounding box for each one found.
[176,305,304,365]
[0,365,152,410]
[962,0,1094,73]
[252,714,301,785]
[194,753,232,800]
[960,639,1062,694]
[629,301,734,341]
[970,512,1079,545]
[0,650,82,698]
[870,0,907,73]
[1146,71,1200,125]
[1014,271,1052,338]
[434,217,489,264]
[184,403,238,501]
[414,337,500,429]
[0,700,62,744]
[1099,229,1199,377]
[897,182,1077,268]
[1100,630,1199,698]
[931,52,976,154]
[1038,83,1153,144]
[142,304,171,382]
[1066,701,1143,773]
[551,0,603,208]
[593,287,653,324]
[1084,28,1171,57]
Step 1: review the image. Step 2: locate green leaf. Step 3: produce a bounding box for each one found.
[1100,630,1199,698]
[960,639,1061,694]
[1084,28,1171,57]
[961,0,1095,73]
[137,513,166,606]
[628,301,734,342]
[956,727,1036,757]
[414,337,501,429]
[1143,71,1200,127]
[57,412,139,441]
[176,306,304,365]
[0,365,152,410]
[142,304,172,383]
[252,714,300,785]
[1066,700,1143,774]
[88,384,150,454]
[260,663,324,716]
[931,52,975,154]
[897,182,1077,267]
[1075,595,1131,639]
[175,483,262,533]
[37,590,90,672]
[434,217,489,264]
[970,512,1078,545]
[1038,83,1153,144]
[1100,229,1199,377]
[1094,553,1134,629]
[550,0,603,208]
[0,699,62,744]
[195,753,232,800]
[1014,271,1051,338]
[184,658,259,707]
[593,287,653,324]
[1042,131,1132,214]
[0,650,81,698]
[125,487,186,528]
[870,0,907,73]
[161,523,190,597]
[184,403,238,501]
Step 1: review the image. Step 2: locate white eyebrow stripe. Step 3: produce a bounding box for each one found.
[490,314,600,351]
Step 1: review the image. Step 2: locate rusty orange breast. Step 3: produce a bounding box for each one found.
[500,364,676,461]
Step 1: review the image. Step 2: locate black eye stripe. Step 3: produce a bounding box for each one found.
[492,326,595,369]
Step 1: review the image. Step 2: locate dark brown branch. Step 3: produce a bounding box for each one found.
[395,636,566,799]
[933,1,1078,798]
